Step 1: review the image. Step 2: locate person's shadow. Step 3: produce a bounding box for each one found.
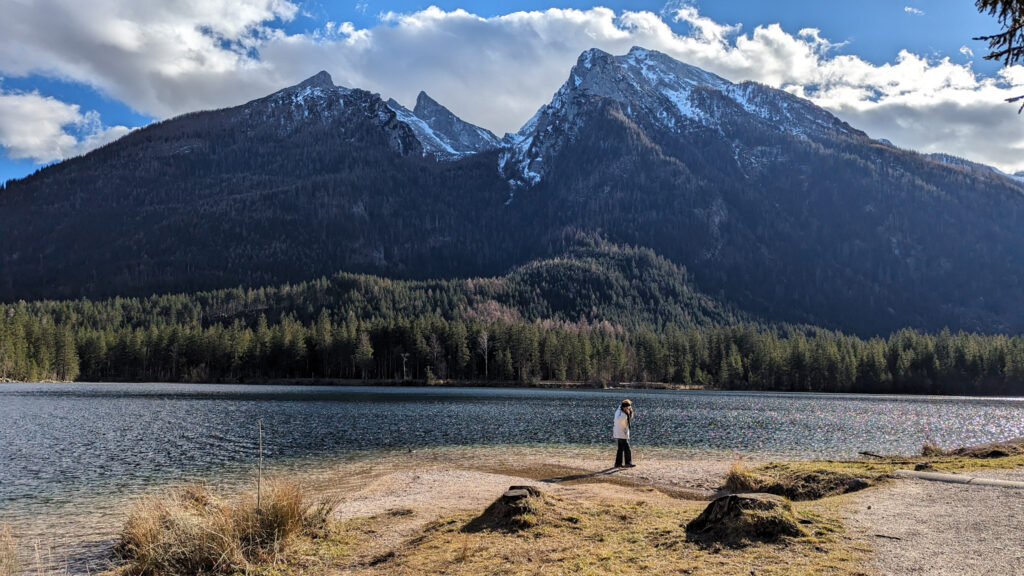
[541,467,620,483]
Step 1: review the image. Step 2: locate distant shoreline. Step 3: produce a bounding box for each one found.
[6,378,1024,399]
[0,376,705,390]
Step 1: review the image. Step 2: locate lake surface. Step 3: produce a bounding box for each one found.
[2,383,1024,572]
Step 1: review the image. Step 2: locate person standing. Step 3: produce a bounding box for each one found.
[613,399,635,468]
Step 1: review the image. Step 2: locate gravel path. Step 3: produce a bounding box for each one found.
[846,472,1024,575]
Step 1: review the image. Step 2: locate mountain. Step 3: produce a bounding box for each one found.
[0,71,518,299]
[499,47,1024,333]
[4,50,1024,336]
[501,47,860,188]
[388,91,501,159]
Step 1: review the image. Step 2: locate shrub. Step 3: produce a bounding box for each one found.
[116,480,338,575]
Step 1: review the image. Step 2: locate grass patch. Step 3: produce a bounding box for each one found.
[724,460,877,501]
[920,438,1024,472]
[726,438,1024,499]
[347,488,864,575]
[923,437,1024,459]
[0,525,18,576]
[111,481,340,576]
[203,483,864,575]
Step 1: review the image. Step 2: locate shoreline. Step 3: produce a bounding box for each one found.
[7,379,1024,400]
[0,377,705,390]
[6,445,742,575]
[8,441,1024,575]
[101,442,1024,575]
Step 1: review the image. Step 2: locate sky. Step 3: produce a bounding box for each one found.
[1,0,1022,184]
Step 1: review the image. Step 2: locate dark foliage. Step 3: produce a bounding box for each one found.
[975,0,1024,110]
[3,244,1024,396]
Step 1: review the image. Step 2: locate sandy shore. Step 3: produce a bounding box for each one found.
[16,444,1024,574]
[317,446,1024,575]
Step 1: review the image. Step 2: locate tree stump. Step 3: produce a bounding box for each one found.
[463,485,542,533]
[686,493,806,543]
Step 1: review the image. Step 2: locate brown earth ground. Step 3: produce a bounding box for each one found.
[316,446,1024,576]
[93,444,1024,575]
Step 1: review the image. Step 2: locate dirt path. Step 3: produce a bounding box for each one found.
[846,469,1024,575]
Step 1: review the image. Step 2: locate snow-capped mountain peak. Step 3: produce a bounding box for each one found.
[387,91,500,160]
[250,70,350,121]
[297,70,335,89]
[244,71,421,156]
[500,47,860,188]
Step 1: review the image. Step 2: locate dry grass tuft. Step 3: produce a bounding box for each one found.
[724,459,759,493]
[114,480,339,575]
[0,524,19,576]
[725,461,872,501]
[301,493,344,539]
[233,481,304,559]
[923,437,1024,459]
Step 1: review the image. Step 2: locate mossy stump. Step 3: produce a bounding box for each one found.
[686,493,806,544]
[463,486,541,533]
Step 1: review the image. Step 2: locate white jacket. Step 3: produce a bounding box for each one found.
[613,407,631,440]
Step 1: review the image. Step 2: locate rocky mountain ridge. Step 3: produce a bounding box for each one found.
[3,48,1024,336]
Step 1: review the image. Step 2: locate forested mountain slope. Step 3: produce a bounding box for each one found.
[3,241,1022,395]
[4,49,1024,336]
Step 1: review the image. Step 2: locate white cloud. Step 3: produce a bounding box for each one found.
[0,90,129,163]
[960,45,975,57]
[0,0,300,120]
[904,6,925,16]
[0,2,1022,172]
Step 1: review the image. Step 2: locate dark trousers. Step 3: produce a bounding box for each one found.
[615,438,632,467]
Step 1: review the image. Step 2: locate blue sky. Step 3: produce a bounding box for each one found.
[288,0,1000,70]
[0,0,1021,183]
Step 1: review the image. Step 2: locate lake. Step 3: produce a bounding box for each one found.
[2,383,1024,572]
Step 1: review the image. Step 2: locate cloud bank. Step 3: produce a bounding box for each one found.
[0,90,129,163]
[1,1,1022,172]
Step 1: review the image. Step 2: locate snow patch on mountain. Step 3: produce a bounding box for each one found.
[387,91,500,161]
[252,71,351,126]
[928,153,1024,188]
[388,98,458,157]
[244,71,421,157]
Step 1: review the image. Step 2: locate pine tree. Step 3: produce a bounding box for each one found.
[353,331,374,380]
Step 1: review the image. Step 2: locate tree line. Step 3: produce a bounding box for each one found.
[3,305,1023,396]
